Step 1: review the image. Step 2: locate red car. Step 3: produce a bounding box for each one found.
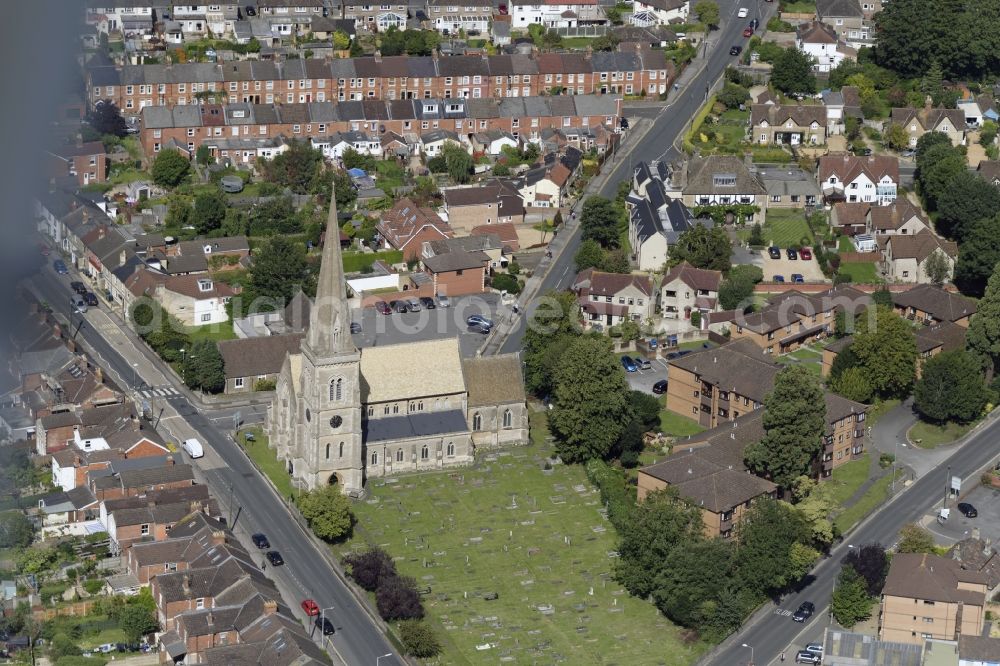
[743,26,754,37]
[39,243,51,256]
[301,599,320,616]
[799,247,813,260]
[374,300,391,315]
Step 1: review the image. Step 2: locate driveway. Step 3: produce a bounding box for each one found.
[924,485,1000,548]
[759,249,827,283]
[869,400,961,480]
[352,292,503,358]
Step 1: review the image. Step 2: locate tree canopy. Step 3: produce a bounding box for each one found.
[693,0,720,28]
[193,191,227,234]
[182,339,225,394]
[831,564,874,627]
[771,47,817,95]
[966,262,1000,381]
[851,306,917,399]
[718,264,762,310]
[916,143,967,212]
[522,290,579,396]
[297,485,354,541]
[669,224,731,271]
[580,196,622,248]
[934,172,1000,241]
[87,101,128,137]
[247,235,310,307]
[150,149,190,188]
[955,214,1000,297]
[259,139,325,193]
[914,349,988,423]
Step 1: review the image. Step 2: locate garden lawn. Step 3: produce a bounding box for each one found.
[341,411,706,665]
[375,160,406,194]
[658,407,706,437]
[693,109,749,154]
[185,322,237,343]
[782,0,816,12]
[826,454,871,506]
[908,419,976,449]
[838,262,879,284]
[837,235,855,253]
[762,209,813,248]
[238,427,294,499]
[834,470,903,534]
[342,250,403,273]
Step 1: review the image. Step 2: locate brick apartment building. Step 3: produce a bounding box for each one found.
[891,284,977,328]
[138,96,622,160]
[88,48,671,111]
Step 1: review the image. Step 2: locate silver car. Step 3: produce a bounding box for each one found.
[437,295,450,308]
[406,298,422,312]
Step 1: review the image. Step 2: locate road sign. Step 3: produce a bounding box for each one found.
[950,476,961,492]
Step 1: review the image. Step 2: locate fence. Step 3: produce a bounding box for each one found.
[838,251,880,262]
[552,25,608,37]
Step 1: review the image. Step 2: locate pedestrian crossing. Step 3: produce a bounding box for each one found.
[136,386,182,399]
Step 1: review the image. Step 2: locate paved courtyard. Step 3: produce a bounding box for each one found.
[924,485,1000,548]
[759,250,827,283]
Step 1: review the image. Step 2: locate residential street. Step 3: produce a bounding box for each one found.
[497,0,780,355]
[28,264,402,666]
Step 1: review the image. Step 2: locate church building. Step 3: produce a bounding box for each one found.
[267,187,528,494]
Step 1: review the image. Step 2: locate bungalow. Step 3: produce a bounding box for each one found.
[217,334,305,394]
[756,166,821,208]
[472,130,520,157]
[817,154,898,205]
[659,261,722,322]
[880,231,957,284]
[377,198,454,261]
[573,269,655,328]
[471,222,521,252]
[890,106,967,148]
[891,283,977,327]
[422,234,509,272]
[751,103,829,146]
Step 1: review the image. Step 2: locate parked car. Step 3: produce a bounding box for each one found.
[773,275,785,283]
[768,246,781,259]
[350,322,362,333]
[652,379,668,394]
[795,651,821,664]
[468,323,492,334]
[406,298,422,312]
[315,615,335,635]
[804,643,823,656]
[792,601,815,622]
[301,599,320,616]
[900,149,916,158]
[266,550,284,566]
[84,292,99,306]
[729,45,743,56]
[71,296,88,313]
[665,350,692,360]
[799,247,812,260]
[374,301,391,315]
[245,4,256,15]
[620,356,639,372]
[420,296,436,309]
[639,359,652,370]
[737,6,749,17]
[70,281,87,294]
[743,26,753,37]
[251,533,270,549]
[750,17,760,28]
[467,314,494,328]
[958,502,978,518]
[791,274,805,284]
[391,300,408,314]
[437,295,450,308]
[786,248,798,260]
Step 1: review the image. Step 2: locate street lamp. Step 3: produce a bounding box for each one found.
[741,643,753,666]
[131,362,139,390]
[376,654,393,666]
[319,605,335,638]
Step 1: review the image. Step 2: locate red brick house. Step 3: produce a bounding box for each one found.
[422,251,489,297]
[377,198,453,260]
[46,141,108,186]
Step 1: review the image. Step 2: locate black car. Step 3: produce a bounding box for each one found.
[71,281,87,294]
[786,248,798,260]
[245,4,256,15]
[315,615,335,635]
[251,533,270,549]
[350,322,362,333]
[391,300,408,314]
[768,246,781,259]
[266,551,284,566]
[84,292,99,307]
[730,45,743,56]
[792,601,815,622]
[420,296,437,309]
[958,502,978,518]
[750,17,760,29]
[652,379,668,394]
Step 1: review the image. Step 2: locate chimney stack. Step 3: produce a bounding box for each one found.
[182,575,191,594]
[206,611,214,626]
[211,530,225,546]
[263,600,278,615]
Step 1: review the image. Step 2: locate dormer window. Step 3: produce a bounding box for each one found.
[713,174,736,187]
[232,110,245,118]
[424,103,438,114]
[198,279,213,292]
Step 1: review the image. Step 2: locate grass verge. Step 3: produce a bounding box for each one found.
[907,419,976,449]
[834,469,903,534]
[238,427,294,500]
[826,454,871,506]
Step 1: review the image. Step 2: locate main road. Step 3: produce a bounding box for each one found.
[500,0,779,354]
[30,264,401,666]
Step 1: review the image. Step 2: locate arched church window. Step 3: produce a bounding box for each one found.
[329,378,342,402]
[446,443,455,456]
[371,451,378,465]
[325,443,330,459]
[420,445,429,460]
[396,449,404,462]
[472,412,482,431]
[503,409,512,428]
[339,442,344,457]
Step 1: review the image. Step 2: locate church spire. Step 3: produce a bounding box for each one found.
[304,182,356,358]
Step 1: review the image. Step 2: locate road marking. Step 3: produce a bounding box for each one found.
[774,609,793,617]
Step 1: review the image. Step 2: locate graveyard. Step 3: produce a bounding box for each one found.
[340,412,705,664]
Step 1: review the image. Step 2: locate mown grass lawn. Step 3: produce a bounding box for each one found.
[341,410,706,665]
[834,469,903,534]
[185,322,237,343]
[838,262,880,284]
[908,419,976,449]
[238,427,294,500]
[658,407,706,437]
[762,209,813,248]
[826,454,871,506]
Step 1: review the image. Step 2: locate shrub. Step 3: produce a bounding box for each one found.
[82,579,105,595]
[254,378,277,392]
[585,459,634,530]
[398,620,442,658]
[878,453,895,469]
[344,547,396,592]
[376,574,424,621]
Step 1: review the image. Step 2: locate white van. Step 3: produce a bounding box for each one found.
[182,438,204,458]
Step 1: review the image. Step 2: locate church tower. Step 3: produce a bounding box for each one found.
[296,184,364,492]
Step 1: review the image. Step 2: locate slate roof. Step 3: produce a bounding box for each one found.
[914,321,967,354]
[867,199,926,231]
[831,202,870,230]
[364,409,469,443]
[462,355,526,407]
[797,20,838,44]
[958,636,1000,662]
[91,463,194,491]
[751,103,827,127]
[977,159,1000,185]
[217,334,304,379]
[422,250,489,272]
[883,552,988,605]
[816,0,863,18]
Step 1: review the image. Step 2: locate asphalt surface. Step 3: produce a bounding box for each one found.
[500,0,779,355]
[710,413,1000,666]
[31,263,402,666]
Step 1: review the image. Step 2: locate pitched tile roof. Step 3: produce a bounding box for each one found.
[217,334,304,380]
[884,229,957,261]
[883,552,987,604]
[462,355,526,407]
[832,202,871,230]
[892,284,977,322]
[661,261,722,293]
[890,106,966,133]
[751,103,827,127]
[682,155,767,195]
[377,198,452,252]
[914,321,967,354]
[586,270,654,298]
[669,339,782,403]
[797,20,838,44]
[867,199,926,231]
[818,154,900,185]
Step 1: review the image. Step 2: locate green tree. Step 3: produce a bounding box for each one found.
[247,235,309,306]
[341,147,375,172]
[522,290,579,396]
[491,273,521,295]
[0,511,34,548]
[917,143,966,211]
[851,306,917,399]
[332,30,351,50]
[923,249,952,284]
[717,82,749,109]
[150,149,191,188]
[718,264,762,310]
[115,604,159,643]
[897,523,936,553]
[955,214,1000,296]
[935,172,1000,240]
[744,365,826,489]
[260,139,324,193]
[166,198,192,229]
[748,223,764,246]
[771,47,817,95]
[574,238,606,271]
[843,544,889,596]
[602,248,632,273]
[831,565,874,627]
[221,208,249,236]
[615,488,705,598]
[442,144,473,184]
[734,499,813,596]
[670,224,732,271]
[550,336,630,462]
[399,620,442,658]
[832,366,873,403]
[651,539,735,634]
[920,60,944,104]
[915,130,954,163]
[182,339,225,394]
[333,171,357,211]
[966,262,1000,381]
[580,196,621,248]
[195,144,212,165]
[693,0,720,28]
[873,0,965,78]
[914,350,988,423]
[790,477,836,546]
[884,123,910,150]
[49,633,81,660]
[297,485,354,541]
[193,191,227,234]
[87,101,128,136]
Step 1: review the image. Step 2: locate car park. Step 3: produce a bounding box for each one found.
[773,275,785,283]
[768,246,781,259]
[301,599,320,616]
[84,292,99,306]
[420,296,436,309]
[652,379,668,394]
[251,533,270,549]
[786,248,798,260]
[792,601,815,622]
[958,502,978,518]
[315,615,335,635]
[792,274,804,284]
[737,7,749,17]
[743,26,753,37]
[374,301,391,315]
[620,356,639,372]
[266,551,284,566]
[799,247,812,260]
[729,45,743,56]
[391,300,408,314]
[467,314,494,328]
[796,651,821,664]
[406,298,422,312]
